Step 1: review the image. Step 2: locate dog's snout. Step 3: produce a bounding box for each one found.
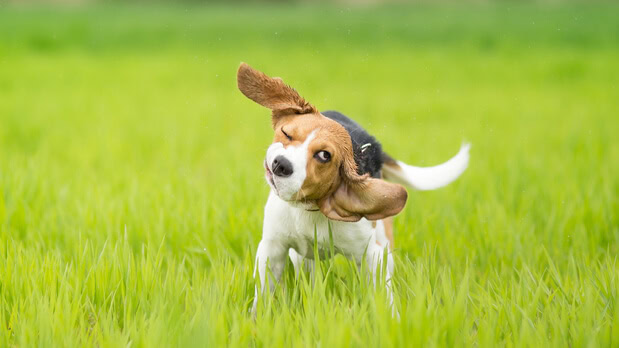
[272,156,293,177]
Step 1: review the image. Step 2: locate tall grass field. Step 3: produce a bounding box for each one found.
[0,3,618,346]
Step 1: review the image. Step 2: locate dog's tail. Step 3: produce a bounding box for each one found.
[381,143,470,191]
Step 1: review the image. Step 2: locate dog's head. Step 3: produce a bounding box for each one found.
[237,63,407,222]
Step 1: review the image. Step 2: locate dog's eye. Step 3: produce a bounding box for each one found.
[281,128,292,141]
[314,150,331,163]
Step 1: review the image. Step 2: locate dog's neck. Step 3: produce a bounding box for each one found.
[276,192,320,212]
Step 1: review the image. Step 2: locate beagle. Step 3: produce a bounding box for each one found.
[237,63,470,313]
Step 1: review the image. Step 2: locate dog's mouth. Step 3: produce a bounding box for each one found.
[263,158,317,210]
[264,159,277,189]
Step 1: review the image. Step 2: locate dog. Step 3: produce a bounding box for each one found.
[237,63,470,313]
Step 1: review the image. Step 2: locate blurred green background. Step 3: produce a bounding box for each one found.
[0,1,618,347]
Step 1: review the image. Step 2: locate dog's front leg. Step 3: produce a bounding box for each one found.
[289,248,314,277]
[252,239,287,315]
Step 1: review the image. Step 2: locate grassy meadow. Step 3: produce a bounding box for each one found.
[0,3,618,346]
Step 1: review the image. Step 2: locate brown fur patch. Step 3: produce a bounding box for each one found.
[383,217,395,250]
[237,63,408,222]
[237,63,316,120]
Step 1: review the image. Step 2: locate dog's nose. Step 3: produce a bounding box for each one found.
[272,156,293,177]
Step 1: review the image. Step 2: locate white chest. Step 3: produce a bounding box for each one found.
[262,192,386,262]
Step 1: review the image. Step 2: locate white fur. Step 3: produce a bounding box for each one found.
[382,143,470,191]
[252,191,393,314]
[254,137,470,316]
[265,131,316,201]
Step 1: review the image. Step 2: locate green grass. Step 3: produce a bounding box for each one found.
[1,3,618,346]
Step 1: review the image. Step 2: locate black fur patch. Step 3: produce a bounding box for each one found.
[322,110,383,178]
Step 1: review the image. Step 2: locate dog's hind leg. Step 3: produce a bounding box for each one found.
[366,243,397,317]
[380,217,395,250]
[374,220,390,250]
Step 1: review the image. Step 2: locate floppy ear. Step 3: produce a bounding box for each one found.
[237,62,316,116]
[318,158,408,222]
[319,177,408,222]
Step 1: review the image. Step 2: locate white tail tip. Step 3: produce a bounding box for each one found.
[383,143,471,191]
